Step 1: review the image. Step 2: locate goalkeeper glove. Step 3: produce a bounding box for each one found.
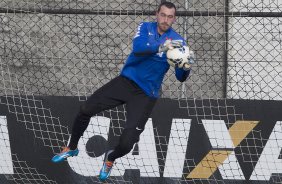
[182,50,196,71]
[159,40,182,53]
[188,50,195,64]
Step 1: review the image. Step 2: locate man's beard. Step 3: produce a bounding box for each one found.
[159,23,170,32]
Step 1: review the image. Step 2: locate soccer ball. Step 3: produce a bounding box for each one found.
[167,46,190,68]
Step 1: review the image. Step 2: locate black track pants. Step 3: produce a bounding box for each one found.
[68,76,157,161]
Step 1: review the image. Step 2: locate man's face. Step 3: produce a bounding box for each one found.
[156,6,176,34]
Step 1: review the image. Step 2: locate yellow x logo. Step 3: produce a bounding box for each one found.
[187,120,259,179]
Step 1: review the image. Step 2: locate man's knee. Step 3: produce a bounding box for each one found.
[79,103,99,117]
[118,129,142,153]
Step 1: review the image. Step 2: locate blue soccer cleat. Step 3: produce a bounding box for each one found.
[51,147,79,163]
[99,150,114,181]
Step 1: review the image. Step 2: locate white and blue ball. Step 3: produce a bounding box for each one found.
[166,46,190,68]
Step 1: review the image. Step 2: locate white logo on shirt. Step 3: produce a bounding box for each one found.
[157,52,164,57]
[134,23,143,38]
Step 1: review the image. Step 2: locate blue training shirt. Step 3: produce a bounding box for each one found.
[120,22,190,98]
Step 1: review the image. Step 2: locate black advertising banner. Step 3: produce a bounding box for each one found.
[0,96,282,184]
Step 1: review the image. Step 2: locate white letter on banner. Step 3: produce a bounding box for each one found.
[250,121,282,181]
[202,120,245,180]
[115,118,159,177]
[0,116,14,174]
[68,117,159,177]
[163,119,191,177]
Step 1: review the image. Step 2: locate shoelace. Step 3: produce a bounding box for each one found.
[62,147,70,152]
[59,147,70,154]
[104,161,113,172]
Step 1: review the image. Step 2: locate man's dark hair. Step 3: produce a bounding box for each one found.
[157,1,177,13]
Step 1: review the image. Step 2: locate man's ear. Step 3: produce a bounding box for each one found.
[173,17,176,23]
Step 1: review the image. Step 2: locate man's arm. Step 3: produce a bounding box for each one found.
[132,23,159,56]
